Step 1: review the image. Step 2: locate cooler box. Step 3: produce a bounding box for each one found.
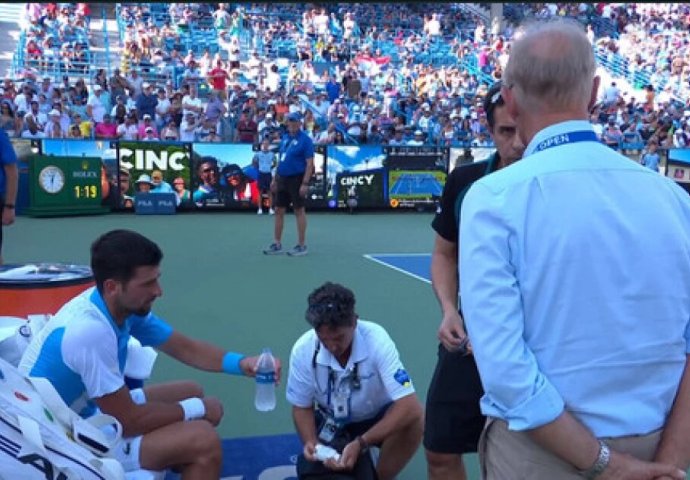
[0,264,94,317]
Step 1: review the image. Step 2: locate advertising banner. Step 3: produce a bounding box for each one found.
[117,141,192,210]
[326,145,387,209]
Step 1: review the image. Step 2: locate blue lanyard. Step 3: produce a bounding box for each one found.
[533,130,599,153]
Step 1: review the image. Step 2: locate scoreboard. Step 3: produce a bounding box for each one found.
[26,155,110,217]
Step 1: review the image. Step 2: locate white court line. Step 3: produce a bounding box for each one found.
[363,253,432,285]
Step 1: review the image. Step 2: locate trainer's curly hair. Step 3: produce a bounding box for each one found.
[305,282,357,329]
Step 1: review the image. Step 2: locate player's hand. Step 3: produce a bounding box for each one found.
[299,184,309,198]
[437,310,470,353]
[202,396,224,426]
[240,355,283,386]
[598,451,685,480]
[303,440,318,462]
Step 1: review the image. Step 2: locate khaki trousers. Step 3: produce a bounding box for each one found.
[478,417,661,479]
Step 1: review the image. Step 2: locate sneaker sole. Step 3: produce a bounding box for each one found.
[287,251,308,256]
[263,250,285,255]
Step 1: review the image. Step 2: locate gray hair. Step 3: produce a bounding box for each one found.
[503,18,596,113]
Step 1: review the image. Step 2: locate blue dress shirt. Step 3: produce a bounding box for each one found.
[459,120,690,437]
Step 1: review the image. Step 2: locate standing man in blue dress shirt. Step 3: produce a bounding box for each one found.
[459,19,690,480]
[264,111,314,257]
[0,126,18,265]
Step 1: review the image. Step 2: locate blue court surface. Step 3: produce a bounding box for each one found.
[165,433,301,480]
[389,173,444,197]
[363,253,432,284]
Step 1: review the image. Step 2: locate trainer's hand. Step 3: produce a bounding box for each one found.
[598,451,686,480]
[303,441,318,462]
[202,397,224,426]
[437,310,470,353]
[326,439,358,471]
[299,184,309,198]
[240,355,283,386]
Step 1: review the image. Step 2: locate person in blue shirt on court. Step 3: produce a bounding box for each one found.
[264,111,314,257]
[459,19,690,480]
[0,126,18,265]
[20,229,282,479]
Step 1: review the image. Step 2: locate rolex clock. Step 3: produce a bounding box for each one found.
[38,165,65,194]
[27,155,109,217]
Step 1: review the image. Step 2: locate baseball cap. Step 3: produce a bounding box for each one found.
[414,130,423,136]
[135,173,154,185]
[142,82,151,89]
[265,113,273,118]
[287,112,301,122]
[49,109,60,116]
[93,84,102,91]
[143,114,152,120]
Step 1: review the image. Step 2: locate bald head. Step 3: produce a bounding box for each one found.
[503,18,597,114]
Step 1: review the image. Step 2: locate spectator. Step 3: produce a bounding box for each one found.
[137,114,158,139]
[640,140,661,172]
[236,110,258,144]
[136,82,158,120]
[179,112,198,142]
[117,113,139,141]
[44,109,65,138]
[95,113,117,139]
[86,84,107,123]
[154,87,171,129]
[160,118,179,141]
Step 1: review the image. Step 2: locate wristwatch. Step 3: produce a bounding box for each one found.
[580,440,610,479]
[356,435,369,455]
[3,204,15,209]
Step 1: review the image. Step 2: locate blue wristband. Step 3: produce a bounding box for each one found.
[222,352,246,376]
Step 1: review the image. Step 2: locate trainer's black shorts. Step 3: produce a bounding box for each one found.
[275,174,306,209]
[423,345,485,454]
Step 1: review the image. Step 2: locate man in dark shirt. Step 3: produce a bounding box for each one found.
[424,81,524,480]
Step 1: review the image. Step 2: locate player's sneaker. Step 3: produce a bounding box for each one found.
[263,243,283,255]
[269,208,275,215]
[287,245,308,256]
[257,208,263,215]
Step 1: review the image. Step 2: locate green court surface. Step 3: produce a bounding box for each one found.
[5,211,481,479]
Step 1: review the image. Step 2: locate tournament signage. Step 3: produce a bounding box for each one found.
[117,141,192,210]
[26,155,110,217]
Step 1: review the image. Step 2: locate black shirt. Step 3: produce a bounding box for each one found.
[431,153,500,242]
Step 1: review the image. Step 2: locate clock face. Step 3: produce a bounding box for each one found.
[38,165,66,194]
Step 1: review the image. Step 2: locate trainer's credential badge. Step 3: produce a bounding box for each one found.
[394,369,411,387]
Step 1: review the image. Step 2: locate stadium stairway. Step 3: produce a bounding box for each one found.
[89,4,122,77]
[0,3,24,77]
[0,3,24,25]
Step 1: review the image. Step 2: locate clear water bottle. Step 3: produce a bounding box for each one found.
[255,347,277,411]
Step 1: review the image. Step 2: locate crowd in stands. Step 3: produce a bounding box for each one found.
[3,2,690,162]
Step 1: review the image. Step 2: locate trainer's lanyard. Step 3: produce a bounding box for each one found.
[533,130,599,154]
[279,135,298,163]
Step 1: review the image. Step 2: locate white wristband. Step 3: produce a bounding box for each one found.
[179,398,206,421]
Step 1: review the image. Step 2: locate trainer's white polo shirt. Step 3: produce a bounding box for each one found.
[287,320,415,423]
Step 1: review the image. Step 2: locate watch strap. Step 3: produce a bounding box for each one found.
[356,435,369,455]
[580,440,610,479]
[3,204,15,209]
